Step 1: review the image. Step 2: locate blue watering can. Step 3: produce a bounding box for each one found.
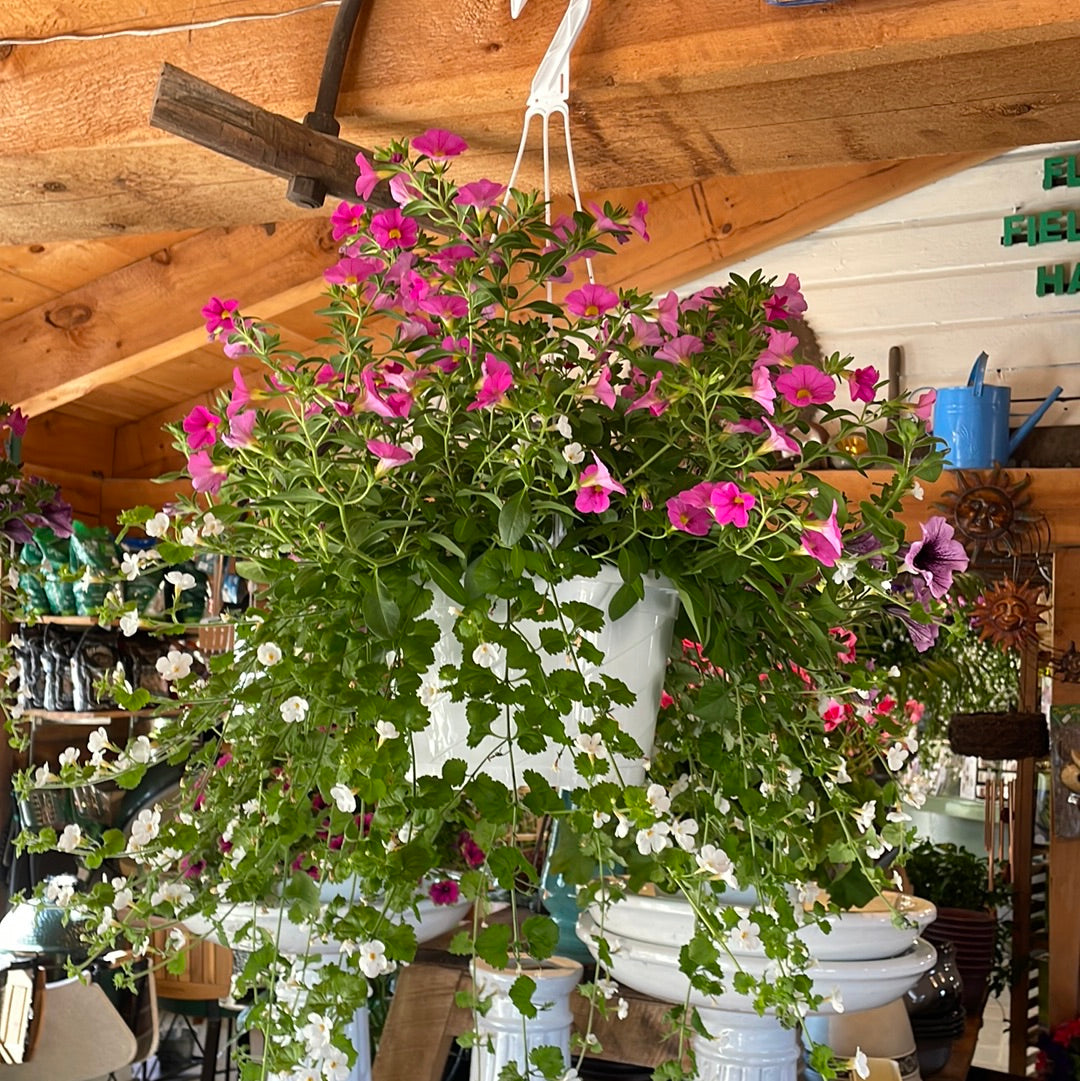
[933,352,1063,469]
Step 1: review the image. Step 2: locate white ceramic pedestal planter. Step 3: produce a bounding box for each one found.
[577,893,937,1081]
[414,569,680,788]
[469,957,583,1081]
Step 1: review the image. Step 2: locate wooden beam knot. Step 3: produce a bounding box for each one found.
[44,304,92,330]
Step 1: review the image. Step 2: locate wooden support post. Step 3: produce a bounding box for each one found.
[1008,641,1039,1072]
[1049,548,1080,1027]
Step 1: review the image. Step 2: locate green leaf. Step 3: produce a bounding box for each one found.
[607,579,643,621]
[282,869,320,920]
[528,1044,567,1079]
[363,577,401,639]
[508,974,538,1019]
[442,758,467,787]
[234,560,271,585]
[474,922,512,969]
[498,490,532,548]
[424,559,467,606]
[521,915,559,960]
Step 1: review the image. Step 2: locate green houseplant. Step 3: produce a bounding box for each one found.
[1,131,964,1081]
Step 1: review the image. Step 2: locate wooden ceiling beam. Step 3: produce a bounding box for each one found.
[3,220,335,417]
[0,0,1077,241]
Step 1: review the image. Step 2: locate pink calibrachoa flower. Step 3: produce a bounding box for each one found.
[420,294,470,321]
[2,407,28,437]
[467,355,513,411]
[324,255,382,288]
[366,439,414,477]
[821,697,850,733]
[226,368,252,418]
[389,173,422,206]
[764,273,807,322]
[630,200,649,241]
[222,410,256,449]
[358,367,412,419]
[756,328,800,368]
[760,419,800,458]
[710,482,757,528]
[459,831,486,868]
[800,501,843,568]
[666,481,718,536]
[429,879,461,906]
[751,366,776,415]
[584,365,617,409]
[188,451,227,495]
[201,296,238,338]
[627,314,663,349]
[565,283,619,319]
[370,207,419,250]
[412,128,468,160]
[354,152,379,200]
[454,179,506,209]
[430,242,476,274]
[330,201,366,240]
[655,334,703,364]
[657,291,680,336]
[575,454,626,514]
[848,366,879,403]
[912,388,936,427]
[829,626,858,664]
[182,405,222,450]
[624,370,668,416]
[725,417,765,436]
[775,364,836,408]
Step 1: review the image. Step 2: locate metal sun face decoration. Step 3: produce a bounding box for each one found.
[934,467,1048,564]
[970,576,1050,652]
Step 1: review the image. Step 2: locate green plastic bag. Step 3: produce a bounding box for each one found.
[32,528,76,616]
[17,543,51,615]
[69,520,119,616]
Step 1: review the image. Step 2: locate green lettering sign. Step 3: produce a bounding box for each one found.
[1037,263,1067,295]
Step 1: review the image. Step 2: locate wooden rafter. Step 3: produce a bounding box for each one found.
[0,0,1077,241]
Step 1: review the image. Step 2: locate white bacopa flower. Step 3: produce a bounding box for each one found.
[823,986,844,1013]
[471,641,505,671]
[853,800,877,834]
[592,810,610,828]
[34,765,55,786]
[912,481,925,501]
[616,997,629,1020]
[150,880,194,909]
[575,731,603,757]
[833,761,852,785]
[280,696,309,724]
[886,743,909,772]
[256,642,283,667]
[418,680,446,707]
[58,746,80,768]
[57,824,82,853]
[45,878,75,907]
[201,512,225,537]
[330,783,356,814]
[129,807,162,849]
[375,719,399,743]
[358,939,391,978]
[831,559,857,585]
[165,570,197,592]
[671,818,699,852]
[864,835,887,861]
[695,844,739,890]
[111,878,134,910]
[87,727,110,755]
[6,568,18,590]
[119,607,140,637]
[731,916,762,952]
[645,783,671,814]
[401,434,424,456]
[635,822,671,855]
[179,525,200,547]
[783,766,803,792]
[562,440,585,464]
[155,649,193,682]
[886,808,912,823]
[552,414,573,439]
[798,881,821,907]
[596,976,618,999]
[128,734,153,764]
[852,1047,870,1079]
[96,906,114,937]
[302,1011,332,1052]
[669,773,691,798]
[613,812,630,839]
[145,511,170,538]
[322,1055,350,1081]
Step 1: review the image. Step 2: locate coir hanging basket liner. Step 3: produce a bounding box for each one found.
[948,712,1049,760]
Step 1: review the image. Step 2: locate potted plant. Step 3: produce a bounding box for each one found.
[903,840,1012,1013]
[1,131,961,1081]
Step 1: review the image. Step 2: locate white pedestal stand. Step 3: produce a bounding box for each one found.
[348,1004,373,1081]
[694,1008,800,1081]
[469,957,583,1081]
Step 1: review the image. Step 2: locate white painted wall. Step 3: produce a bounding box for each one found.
[682,143,1080,428]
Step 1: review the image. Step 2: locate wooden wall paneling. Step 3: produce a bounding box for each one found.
[18,412,114,477]
[0,1,1078,240]
[99,477,192,527]
[1049,549,1080,1027]
[4,220,336,416]
[18,464,102,525]
[0,269,57,321]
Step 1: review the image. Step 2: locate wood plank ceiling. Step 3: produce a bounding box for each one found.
[3,0,1080,522]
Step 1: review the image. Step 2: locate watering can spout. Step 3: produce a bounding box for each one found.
[1008,385,1064,456]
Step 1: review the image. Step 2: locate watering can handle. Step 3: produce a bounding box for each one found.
[967,352,989,397]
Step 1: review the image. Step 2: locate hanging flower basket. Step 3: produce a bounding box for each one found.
[948,711,1049,760]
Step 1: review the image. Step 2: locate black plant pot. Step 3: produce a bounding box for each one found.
[922,907,997,1014]
[948,711,1049,761]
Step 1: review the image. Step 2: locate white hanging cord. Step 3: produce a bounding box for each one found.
[0,1,341,46]
[505,0,596,298]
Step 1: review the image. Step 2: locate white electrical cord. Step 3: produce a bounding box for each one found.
[0,0,341,47]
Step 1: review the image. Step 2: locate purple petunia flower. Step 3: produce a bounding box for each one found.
[902,516,969,601]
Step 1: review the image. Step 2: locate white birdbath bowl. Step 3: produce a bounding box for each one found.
[576,891,937,1081]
